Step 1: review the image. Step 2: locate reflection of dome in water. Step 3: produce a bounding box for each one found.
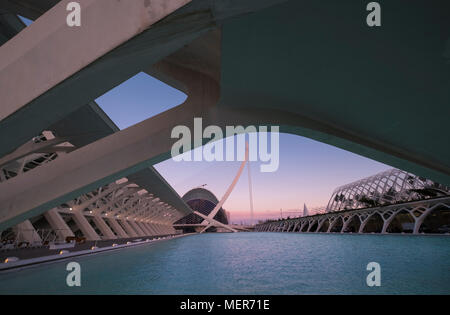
[174,188,228,230]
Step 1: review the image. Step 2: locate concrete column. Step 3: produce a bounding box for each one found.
[92,216,117,240]
[381,215,397,234]
[166,225,176,234]
[287,222,294,232]
[413,212,428,234]
[146,223,159,235]
[106,218,128,238]
[13,220,42,244]
[142,222,155,235]
[299,221,308,232]
[341,216,354,233]
[316,219,326,232]
[142,223,153,235]
[160,225,170,235]
[146,223,158,235]
[71,211,101,241]
[119,220,138,237]
[359,215,373,233]
[327,218,337,233]
[44,209,74,241]
[129,220,146,236]
[136,221,151,235]
[157,224,167,234]
[157,224,167,235]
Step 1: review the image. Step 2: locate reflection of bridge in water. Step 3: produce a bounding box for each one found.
[256,169,450,235]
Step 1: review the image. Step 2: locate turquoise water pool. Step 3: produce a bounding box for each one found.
[1,233,449,294]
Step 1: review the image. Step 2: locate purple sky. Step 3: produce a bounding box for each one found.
[96,73,390,223]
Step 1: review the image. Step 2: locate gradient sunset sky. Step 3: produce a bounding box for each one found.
[96,73,390,223]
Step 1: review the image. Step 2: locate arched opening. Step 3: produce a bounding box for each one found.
[330,217,344,232]
[386,210,415,233]
[419,206,450,234]
[87,217,103,237]
[309,221,318,232]
[362,213,383,233]
[301,222,309,232]
[318,219,330,232]
[342,215,361,233]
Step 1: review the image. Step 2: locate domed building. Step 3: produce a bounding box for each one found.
[174,188,229,233]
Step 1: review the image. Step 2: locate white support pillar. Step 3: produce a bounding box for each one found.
[71,211,101,241]
[120,220,138,237]
[160,225,171,235]
[129,220,146,236]
[166,225,176,234]
[358,214,374,233]
[0,0,192,159]
[106,218,128,238]
[145,222,156,235]
[381,214,397,234]
[150,223,160,235]
[341,215,355,233]
[44,209,75,241]
[152,224,164,235]
[154,224,164,235]
[92,216,117,240]
[300,221,307,232]
[316,219,326,232]
[13,220,42,244]
[136,221,151,236]
[327,218,338,233]
[156,224,166,235]
[157,224,168,234]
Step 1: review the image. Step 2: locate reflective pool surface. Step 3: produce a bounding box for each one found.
[1,233,449,294]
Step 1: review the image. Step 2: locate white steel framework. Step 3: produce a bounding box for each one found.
[256,196,450,235]
[326,168,450,212]
[0,130,185,244]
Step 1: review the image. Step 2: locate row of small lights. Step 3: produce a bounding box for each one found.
[68,207,175,221]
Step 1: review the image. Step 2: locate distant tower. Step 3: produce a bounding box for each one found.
[303,203,309,217]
